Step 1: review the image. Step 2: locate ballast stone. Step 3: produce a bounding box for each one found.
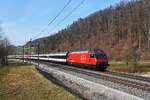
[37,64,143,100]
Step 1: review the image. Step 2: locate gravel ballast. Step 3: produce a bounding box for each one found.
[35,63,143,100]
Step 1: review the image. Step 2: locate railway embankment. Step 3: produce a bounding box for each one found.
[0,61,79,100]
[35,62,144,100]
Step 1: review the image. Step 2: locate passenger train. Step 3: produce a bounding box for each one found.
[9,48,109,71]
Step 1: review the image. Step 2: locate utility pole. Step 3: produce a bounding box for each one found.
[38,42,40,67]
[27,48,29,61]
[30,38,32,64]
[5,39,8,65]
[23,46,24,62]
[44,39,46,54]
[15,48,17,59]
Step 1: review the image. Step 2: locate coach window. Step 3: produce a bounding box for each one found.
[90,54,95,58]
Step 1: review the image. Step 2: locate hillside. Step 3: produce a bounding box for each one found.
[29,0,150,61]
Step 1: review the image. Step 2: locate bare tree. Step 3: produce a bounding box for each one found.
[30,0,150,61]
[0,25,9,65]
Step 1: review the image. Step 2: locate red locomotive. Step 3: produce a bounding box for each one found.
[67,49,109,70]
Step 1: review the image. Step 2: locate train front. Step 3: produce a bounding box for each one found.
[95,52,109,70]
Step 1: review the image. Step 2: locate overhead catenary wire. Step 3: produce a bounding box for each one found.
[20,0,86,63]
[27,0,85,56]
[48,0,85,35]
[33,0,73,39]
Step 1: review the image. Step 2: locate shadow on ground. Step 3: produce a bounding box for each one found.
[36,67,86,100]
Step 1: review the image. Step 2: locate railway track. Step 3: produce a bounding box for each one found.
[34,60,150,93]
[105,71,150,83]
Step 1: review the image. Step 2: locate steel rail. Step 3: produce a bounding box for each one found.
[36,61,150,93]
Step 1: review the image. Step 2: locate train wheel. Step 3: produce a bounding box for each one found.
[96,66,107,71]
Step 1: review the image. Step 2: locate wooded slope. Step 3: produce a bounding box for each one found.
[29,0,150,61]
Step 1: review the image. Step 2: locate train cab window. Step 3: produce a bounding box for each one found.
[95,54,107,59]
[90,54,95,58]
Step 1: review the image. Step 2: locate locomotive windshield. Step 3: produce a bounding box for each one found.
[94,49,104,53]
[95,54,107,59]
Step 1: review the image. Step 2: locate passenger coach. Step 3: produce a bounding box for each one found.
[8,48,109,71]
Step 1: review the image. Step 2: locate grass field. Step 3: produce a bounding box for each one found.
[9,47,35,55]
[16,47,35,55]
[108,62,150,74]
[110,62,150,68]
[0,61,80,100]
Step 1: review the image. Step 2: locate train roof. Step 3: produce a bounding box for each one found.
[69,48,104,54]
[38,52,67,56]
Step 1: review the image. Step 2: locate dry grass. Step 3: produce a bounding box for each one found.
[0,61,80,100]
[108,62,150,74]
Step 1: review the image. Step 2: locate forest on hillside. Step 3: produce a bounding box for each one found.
[29,0,150,61]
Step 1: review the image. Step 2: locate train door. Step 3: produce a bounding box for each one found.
[89,54,96,65]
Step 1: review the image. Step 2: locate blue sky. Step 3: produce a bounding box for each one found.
[0,0,126,46]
